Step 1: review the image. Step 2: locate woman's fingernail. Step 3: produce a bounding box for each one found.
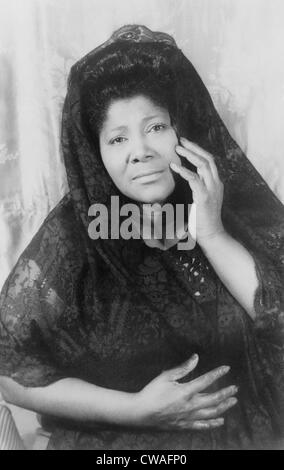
[221,366,230,374]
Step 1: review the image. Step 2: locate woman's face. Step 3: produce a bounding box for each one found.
[99,95,181,203]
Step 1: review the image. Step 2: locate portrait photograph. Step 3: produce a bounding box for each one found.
[0,0,283,453]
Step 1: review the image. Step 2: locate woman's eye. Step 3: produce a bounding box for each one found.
[109,136,126,145]
[149,124,167,133]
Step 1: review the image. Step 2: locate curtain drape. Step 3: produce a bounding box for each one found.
[1,0,284,289]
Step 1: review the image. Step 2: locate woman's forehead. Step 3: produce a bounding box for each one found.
[103,95,170,128]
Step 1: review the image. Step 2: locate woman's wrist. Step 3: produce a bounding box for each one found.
[96,388,149,428]
[197,225,227,249]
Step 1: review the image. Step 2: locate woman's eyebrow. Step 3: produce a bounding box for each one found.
[108,125,128,133]
[142,114,167,122]
[108,115,166,133]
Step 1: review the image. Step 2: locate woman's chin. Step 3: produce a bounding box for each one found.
[126,183,175,205]
[133,191,174,205]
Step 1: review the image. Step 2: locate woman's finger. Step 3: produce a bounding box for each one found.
[170,162,205,197]
[180,137,213,161]
[186,365,231,396]
[180,137,220,181]
[175,145,215,188]
[196,385,238,409]
[190,418,224,430]
[190,397,238,420]
[164,354,199,382]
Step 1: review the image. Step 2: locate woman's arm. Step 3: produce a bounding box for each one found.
[0,376,140,427]
[0,355,238,431]
[198,230,258,320]
[172,137,258,320]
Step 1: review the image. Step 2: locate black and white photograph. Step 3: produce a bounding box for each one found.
[0,0,283,453]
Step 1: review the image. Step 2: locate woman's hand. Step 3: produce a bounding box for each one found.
[135,354,238,431]
[170,138,258,319]
[170,137,225,242]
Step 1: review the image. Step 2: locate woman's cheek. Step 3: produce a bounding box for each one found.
[167,150,181,166]
[164,133,180,166]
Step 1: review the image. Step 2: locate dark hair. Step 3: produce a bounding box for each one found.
[80,41,180,140]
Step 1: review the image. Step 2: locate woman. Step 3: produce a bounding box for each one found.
[0,24,283,450]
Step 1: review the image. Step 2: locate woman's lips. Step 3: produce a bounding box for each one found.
[132,169,165,183]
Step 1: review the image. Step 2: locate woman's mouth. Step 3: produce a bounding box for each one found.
[132,169,165,183]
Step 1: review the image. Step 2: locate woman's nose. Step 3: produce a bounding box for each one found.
[128,138,153,164]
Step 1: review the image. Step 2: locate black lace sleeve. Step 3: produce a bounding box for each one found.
[0,196,83,389]
[251,251,284,347]
[0,255,68,388]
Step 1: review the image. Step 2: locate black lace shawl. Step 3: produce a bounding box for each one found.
[0,25,283,450]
